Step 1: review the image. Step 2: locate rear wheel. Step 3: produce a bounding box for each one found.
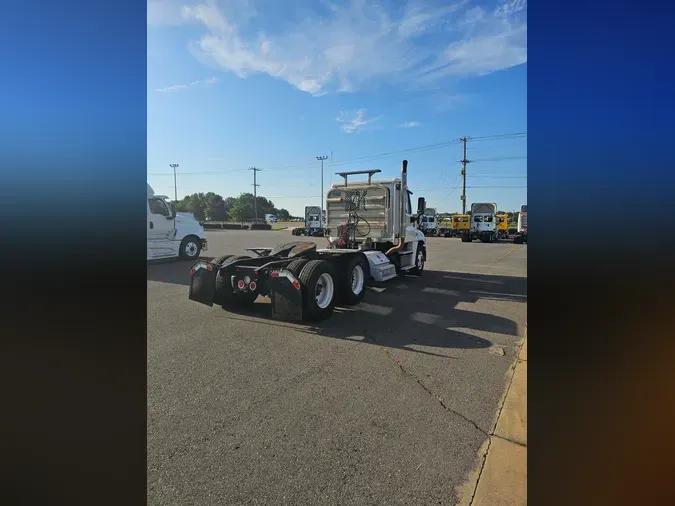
[514,235,524,244]
[339,254,369,305]
[212,254,234,265]
[298,260,337,321]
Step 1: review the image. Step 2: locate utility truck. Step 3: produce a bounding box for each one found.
[291,206,325,237]
[514,205,528,244]
[461,203,498,243]
[188,160,427,322]
[147,184,208,261]
[452,215,470,237]
[419,208,437,236]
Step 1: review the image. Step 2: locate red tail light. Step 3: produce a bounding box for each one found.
[249,281,257,291]
[237,280,246,289]
[292,280,301,290]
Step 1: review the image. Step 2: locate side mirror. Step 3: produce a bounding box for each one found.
[417,197,426,215]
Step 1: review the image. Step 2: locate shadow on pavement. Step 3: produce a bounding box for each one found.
[217,269,526,358]
[147,256,214,286]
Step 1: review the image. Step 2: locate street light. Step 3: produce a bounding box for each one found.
[317,156,328,228]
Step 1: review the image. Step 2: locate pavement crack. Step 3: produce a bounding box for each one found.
[365,331,489,437]
[492,433,527,448]
[468,437,491,506]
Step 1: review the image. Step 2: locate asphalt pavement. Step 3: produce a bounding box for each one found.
[147,230,527,505]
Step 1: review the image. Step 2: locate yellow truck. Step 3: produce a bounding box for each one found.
[496,214,509,239]
[452,215,470,237]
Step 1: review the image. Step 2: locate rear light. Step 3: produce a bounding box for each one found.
[237,280,246,289]
[249,281,257,291]
[189,268,196,276]
[291,280,301,290]
[206,264,213,271]
[271,271,280,278]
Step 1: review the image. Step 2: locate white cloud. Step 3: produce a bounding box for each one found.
[336,109,381,133]
[155,77,219,93]
[164,0,526,95]
[398,121,421,128]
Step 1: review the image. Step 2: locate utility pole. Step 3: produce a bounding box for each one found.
[317,155,328,227]
[249,167,261,222]
[459,137,471,214]
[169,163,179,205]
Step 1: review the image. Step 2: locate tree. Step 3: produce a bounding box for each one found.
[229,193,277,222]
[204,192,228,221]
[275,208,291,221]
[176,193,207,222]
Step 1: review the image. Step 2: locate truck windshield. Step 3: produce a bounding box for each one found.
[474,216,483,222]
[484,216,493,222]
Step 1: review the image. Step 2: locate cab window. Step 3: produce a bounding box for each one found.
[406,191,412,215]
[474,216,483,222]
[484,216,493,222]
[148,198,170,217]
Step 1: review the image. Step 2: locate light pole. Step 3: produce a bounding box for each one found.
[169,163,179,205]
[317,155,328,227]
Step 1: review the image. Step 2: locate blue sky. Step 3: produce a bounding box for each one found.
[147,0,527,215]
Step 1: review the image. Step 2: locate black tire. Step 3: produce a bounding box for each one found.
[298,260,338,322]
[215,255,258,307]
[212,254,234,265]
[409,243,425,275]
[514,235,523,244]
[339,254,369,305]
[286,258,310,278]
[179,235,201,260]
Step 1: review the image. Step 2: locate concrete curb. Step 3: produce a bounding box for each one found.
[471,334,527,506]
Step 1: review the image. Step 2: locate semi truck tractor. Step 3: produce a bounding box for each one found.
[291,206,324,237]
[419,207,438,236]
[147,184,208,261]
[514,205,527,244]
[188,160,427,322]
[452,215,470,237]
[496,214,509,239]
[461,203,498,243]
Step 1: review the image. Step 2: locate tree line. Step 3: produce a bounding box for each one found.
[174,192,292,222]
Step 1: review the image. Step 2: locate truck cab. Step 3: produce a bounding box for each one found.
[147,183,208,261]
[496,214,509,239]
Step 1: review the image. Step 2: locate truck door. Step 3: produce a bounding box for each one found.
[147,197,175,253]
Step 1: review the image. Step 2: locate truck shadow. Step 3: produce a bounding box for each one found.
[220,269,526,358]
[147,256,215,286]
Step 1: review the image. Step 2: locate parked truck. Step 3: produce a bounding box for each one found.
[419,207,437,236]
[147,184,208,261]
[188,160,427,322]
[496,213,509,239]
[452,214,470,237]
[461,203,498,243]
[291,206,325,237]
[514,205,527,244]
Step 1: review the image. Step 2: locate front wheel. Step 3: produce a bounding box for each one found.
[179,236,201,259]
[409,244,425,275]
[299,260,337,321]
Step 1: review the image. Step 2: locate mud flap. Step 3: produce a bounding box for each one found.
[188,260,217,307]
[268,270,303,320]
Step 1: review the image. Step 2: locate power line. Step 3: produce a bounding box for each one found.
[147,131,527,177]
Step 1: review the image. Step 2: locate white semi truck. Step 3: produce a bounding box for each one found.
[514,204,527,244]
[419,207,438,236]
[291,206,325,237]
[147,184,208,261]
[461,202,498,243]
[189,160,427,322]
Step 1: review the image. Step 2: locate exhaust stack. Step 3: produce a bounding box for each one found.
[385,159,409,256]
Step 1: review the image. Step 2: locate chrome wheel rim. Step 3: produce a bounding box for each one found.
[315,273,335,309]
[185,241,199,257]
[351,265,364,295]
[416,250,424,271]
